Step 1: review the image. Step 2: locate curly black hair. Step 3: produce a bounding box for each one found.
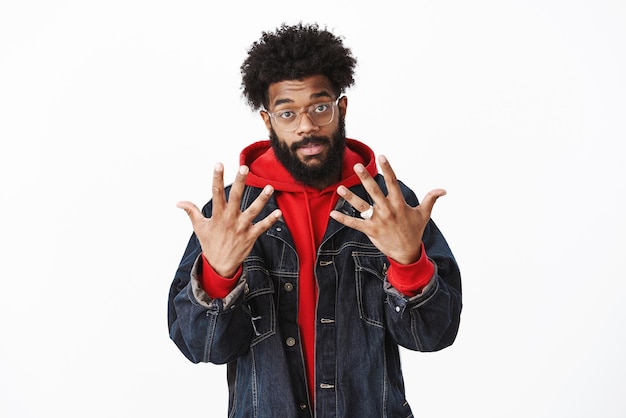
[240,22,357,111]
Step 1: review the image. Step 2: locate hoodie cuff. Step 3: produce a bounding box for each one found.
[387,242,435,297]
[200,254,242,299]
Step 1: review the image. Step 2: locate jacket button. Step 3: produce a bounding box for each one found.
[299,403,308,410]
[284,282,294,292]
[286,337,296,347]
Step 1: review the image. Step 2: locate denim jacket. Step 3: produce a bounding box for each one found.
[168,175,462,418]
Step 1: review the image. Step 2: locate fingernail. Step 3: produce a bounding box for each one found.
[337,186,347,196]
[354,164,364,173]
[239,165,249,175]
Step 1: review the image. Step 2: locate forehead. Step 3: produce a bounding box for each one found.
[267,75,335,108]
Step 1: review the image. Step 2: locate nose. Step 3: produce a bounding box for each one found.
[295,112,319,135]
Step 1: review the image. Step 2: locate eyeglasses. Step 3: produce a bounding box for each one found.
[265,98,340,132]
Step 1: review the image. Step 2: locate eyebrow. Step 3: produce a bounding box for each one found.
[272,90,333,108]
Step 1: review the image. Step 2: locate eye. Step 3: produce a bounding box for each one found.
[313,103,330,114]
[277,110,296,120]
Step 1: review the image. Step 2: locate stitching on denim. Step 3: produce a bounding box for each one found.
[249,295,276,347]
[353,251,387,328]
[251,346,258,418]
[203,309,217,363]
[228,366,237,418]
[382,341,388,417]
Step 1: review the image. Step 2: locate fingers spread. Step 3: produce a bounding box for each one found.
[329,210,364,232]
[224,165,248,212]
[251,208,282,234]
[211,163,227,213]
[353,163,387,206]
[420,188,447,215]
[176,201,204,226]
[241,184,275,223]
[336,185,372,213]
[377,155,402,201]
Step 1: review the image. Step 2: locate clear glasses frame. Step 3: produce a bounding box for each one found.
[265,98,341,132]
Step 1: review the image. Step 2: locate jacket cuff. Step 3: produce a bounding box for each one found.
[189,254,246,310]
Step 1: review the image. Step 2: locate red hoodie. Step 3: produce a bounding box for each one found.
[200,138,434,404]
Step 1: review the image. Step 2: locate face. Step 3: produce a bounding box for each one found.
[261,75,348,189]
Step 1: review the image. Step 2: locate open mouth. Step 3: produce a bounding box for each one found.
[298,142,325,156]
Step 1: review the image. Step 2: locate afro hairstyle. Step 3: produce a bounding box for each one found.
[240,22,357,111]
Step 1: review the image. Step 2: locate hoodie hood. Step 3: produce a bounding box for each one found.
[241,138,378,193]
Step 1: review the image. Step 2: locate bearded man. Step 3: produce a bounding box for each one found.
[168,22,462,418]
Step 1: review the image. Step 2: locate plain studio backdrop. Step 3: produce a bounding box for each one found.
[1,1,624,417]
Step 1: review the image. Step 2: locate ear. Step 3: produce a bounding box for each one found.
[338,96,348,118]
[260,110,272,131]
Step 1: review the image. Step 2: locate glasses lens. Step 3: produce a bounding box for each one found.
[308,102,334,126]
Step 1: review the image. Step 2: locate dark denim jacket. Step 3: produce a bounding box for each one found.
[168,175,462,418]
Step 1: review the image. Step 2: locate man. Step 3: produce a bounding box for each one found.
[168,22,462,418]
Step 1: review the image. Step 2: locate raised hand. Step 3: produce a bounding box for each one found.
[176,163,282,277]
[329,155,446,265]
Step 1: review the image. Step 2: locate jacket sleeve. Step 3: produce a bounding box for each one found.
[380,180,462,352]
[167,200,255,364]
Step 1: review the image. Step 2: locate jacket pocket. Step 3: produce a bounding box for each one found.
[352,250,387,328]
[243,265,276,346]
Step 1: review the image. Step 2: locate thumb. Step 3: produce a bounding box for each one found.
[419,189,447,215]
[176,201,205,226]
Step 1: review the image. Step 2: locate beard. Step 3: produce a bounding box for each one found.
[270,117,347,189]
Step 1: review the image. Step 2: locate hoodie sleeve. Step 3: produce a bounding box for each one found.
[386,242,435,297]
[200,255,242,299]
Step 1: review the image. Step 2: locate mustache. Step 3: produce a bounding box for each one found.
[289,136,331,152]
